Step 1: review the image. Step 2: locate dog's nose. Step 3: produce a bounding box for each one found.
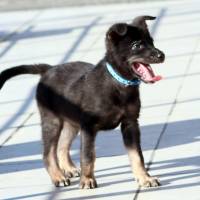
[157,52,165,61]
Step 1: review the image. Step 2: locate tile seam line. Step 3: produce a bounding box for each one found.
[133,32,200,200]
[0,112,34,148]
[0,10,43,43]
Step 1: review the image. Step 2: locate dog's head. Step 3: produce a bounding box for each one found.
[105,16,165,84]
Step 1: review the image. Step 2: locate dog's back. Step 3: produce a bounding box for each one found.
[0,61,94,90]
[39,61,94,91]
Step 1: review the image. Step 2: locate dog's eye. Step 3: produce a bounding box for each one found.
[132,41,142,50]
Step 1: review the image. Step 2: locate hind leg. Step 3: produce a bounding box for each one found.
[57,121,80,178]
[40,108,70,187]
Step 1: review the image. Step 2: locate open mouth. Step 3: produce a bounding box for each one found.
[131,62,162,83]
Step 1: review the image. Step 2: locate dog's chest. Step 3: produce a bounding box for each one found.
[96,108,124,130]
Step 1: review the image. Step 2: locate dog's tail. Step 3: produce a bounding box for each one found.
[0,64,52,89]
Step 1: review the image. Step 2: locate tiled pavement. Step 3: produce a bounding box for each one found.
[0,0,172,11]
[0,0,200,199]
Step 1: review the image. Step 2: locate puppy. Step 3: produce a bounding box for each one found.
[0,16,165,189]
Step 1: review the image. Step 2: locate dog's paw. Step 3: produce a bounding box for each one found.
[137,176,160,188]
[64,167,80,178]
[52,172,71,187]
[48,167,71,187]
[79,176,98,189]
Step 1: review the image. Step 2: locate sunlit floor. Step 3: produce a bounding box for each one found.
[0,0,200,199]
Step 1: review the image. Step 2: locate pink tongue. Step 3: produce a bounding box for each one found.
[136,63,162,82]
[151,75,162,82]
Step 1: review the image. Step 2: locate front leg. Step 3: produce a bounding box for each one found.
[80,128,97,189]
[121,119,160,188]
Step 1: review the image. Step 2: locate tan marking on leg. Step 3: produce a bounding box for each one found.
[57,122,80,177]
[127,148,160,187]
[43,140,70,186]
[128,148,148,177]
[45,145,67,183]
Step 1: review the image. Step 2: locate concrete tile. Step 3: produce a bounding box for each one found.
[0,96,37,117]
[137,118,200,200]
[0,113,31,144]
[188,54,200,74]
[140,77,183,104]
[2,124,41,147]
[0,31,81,64]
[0,10,41,40]
[0,0,200,199]
[177,75,200,100]
[0,168,53,199]
[169,100,200,122]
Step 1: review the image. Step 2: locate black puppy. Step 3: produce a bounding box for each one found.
[0,16,165,189]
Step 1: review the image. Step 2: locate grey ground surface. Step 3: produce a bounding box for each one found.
[0,0,177,11]
[0,0,200,199]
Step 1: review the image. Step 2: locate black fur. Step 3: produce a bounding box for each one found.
[0,64,51,89]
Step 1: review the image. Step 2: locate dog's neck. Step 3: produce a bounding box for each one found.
[105,62,140,86]
[104,54,134,80]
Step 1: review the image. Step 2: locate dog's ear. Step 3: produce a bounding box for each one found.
[132,16,156,33]
[107,23,128,41]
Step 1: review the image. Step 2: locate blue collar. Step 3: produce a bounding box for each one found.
[106,62,141,86]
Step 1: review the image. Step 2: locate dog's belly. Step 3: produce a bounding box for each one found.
[99,119,121,130]
[96,111,123,131]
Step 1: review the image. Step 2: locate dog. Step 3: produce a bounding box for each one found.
[0,16,165,189]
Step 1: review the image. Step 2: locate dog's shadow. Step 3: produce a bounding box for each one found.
[70,118,200,160]
[0,118,199,172]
